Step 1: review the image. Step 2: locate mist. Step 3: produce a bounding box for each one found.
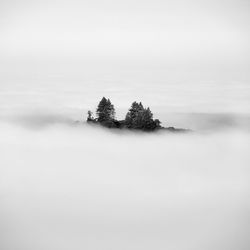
[0,71,250,250]
[1,0,250,248]
[0,114,250,250]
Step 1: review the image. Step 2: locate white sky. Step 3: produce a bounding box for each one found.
[1,0,249,58]
[0,0,249,112]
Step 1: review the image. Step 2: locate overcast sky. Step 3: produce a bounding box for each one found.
[0,0,249,56]
[0,0,249,112]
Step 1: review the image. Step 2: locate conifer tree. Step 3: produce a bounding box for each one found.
[125,101,143,128]
[96,97,115,122]
[87,110,94,121]
[125,101,161,130]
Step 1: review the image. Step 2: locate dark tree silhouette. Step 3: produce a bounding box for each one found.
[87,110,94,121]
[87,98,163,131]
[125,101,143,128]
[125,102,161,130]
[96,97,115,122]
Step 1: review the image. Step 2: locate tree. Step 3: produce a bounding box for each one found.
[141,107,153,129]
[125,102,162,130]
[87,110,94,121]
[96,97,115,122]
[125,101,143,128]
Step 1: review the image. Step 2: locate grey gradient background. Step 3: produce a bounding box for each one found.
[0,0,250,114]
[0,1,250,250]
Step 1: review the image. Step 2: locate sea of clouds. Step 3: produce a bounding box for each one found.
[1,0,249,247]
[0,106,249,250]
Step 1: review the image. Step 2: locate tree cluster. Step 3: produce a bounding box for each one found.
[87,97,162,131]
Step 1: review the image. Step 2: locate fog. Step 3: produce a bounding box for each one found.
[1,0,250,248]
[0,112,250,250]
[0,71,250,250]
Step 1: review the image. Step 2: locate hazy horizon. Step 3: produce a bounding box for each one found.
[0,0,250,250]
[1,0,250,112]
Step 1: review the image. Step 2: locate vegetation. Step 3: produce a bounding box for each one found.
[96,97,115,122]
[125,102,161,130]
[87,97,162,131]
